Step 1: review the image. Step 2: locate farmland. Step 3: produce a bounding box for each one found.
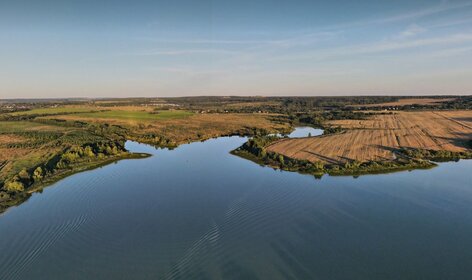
[68,110,194,121]
[353,98,456,108]
[43,110,289,146]
[1,96,471,212]
[0,101,291,212]
[258,110,472,174]
[8,106,99,116]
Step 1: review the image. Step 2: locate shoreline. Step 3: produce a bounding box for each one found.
[231,123,472,178]
[231,147,472,178]
[1,128,470,213]
[0,151,151,215]
[0,129,288,214]
[0,127,289,214]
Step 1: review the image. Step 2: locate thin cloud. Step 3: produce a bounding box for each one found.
[428,17,472,28]
[417,45,472,58]
[396,24,427,39]
[374,1,472,24]
[138,1,472,52]
[137,37,277,45]
[124,49,238,56]
[267,33,472,63]
[361,33,472,53]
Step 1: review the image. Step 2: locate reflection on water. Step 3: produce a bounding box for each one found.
[287,126,323,138]
[1,128,472,279]
[270,126,323,138]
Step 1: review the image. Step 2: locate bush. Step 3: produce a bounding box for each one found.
[18,168,30,181]
[4,181,25,193]
[0,191,11,201]
[33,167,44,182]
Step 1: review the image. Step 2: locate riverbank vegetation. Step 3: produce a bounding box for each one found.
[233,145,437,178]
[232,134,471,177]
[234,109,472,177]
[0,100,292,212]
[0,118,152,213]
[1,96,471,211]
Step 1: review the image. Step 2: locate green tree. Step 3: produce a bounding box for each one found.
[278,155,285,165]
[61,152,80,163]
[260,149,267,158]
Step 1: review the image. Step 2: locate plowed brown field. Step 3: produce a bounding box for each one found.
[267,111,472,164]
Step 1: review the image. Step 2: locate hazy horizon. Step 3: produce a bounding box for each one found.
[1,0,472,98]
[1,94,472,102]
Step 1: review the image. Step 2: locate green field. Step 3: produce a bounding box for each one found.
[0,121,38,131]
[9,107,98,116]
[72,110,194,121]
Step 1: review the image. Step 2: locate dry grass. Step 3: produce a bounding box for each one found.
[9,105,166,117]
[140,113,288,143]
[0,134,26,144]
[267,111,472,164]
[0,109,289,186]
[0,121,68,179]
[356,98,455,108]
[0,148,61,178]
[49,112,289,144]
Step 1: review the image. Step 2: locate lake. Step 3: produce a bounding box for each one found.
[1,128,472,279]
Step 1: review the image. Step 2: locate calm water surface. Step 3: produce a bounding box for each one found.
[287,126,323,138]
[1,128,472,279]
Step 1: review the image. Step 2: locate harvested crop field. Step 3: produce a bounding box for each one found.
[267,111,472,164]
[356,98,455,107]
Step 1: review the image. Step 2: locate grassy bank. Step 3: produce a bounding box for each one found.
[0,151,150,214]
[0,103,291,213]
[2,98,470,210]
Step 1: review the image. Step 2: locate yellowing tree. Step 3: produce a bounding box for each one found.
[33,167,44,182]
[4,181,25,193]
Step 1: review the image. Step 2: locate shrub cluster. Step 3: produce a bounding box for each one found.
[234,135,440,177]
[0,141,126,198]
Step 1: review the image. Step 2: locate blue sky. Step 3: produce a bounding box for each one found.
[1,0,472,98]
